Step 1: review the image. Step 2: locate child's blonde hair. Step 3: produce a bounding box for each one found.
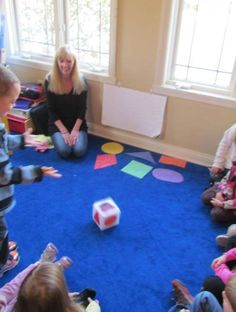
[0,66,20,97]
[14,262,84,312]
[47,45,85,95]
[225,275,236,311]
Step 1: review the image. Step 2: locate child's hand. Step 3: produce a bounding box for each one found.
[87,298,101,311]
[211,166,222,175]
[211,254,226,269]
[215,192,224,201]
[41,166,62,178]
[23,128,42,147]
[210,198,224,208]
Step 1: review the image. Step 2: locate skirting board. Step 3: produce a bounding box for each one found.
[88,122,213,168]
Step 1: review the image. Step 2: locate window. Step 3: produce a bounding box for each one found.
[154,0,236,106]
[4,0,117,79]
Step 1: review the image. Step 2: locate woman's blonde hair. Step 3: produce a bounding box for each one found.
[47,45,86,95]
[0,65,20,97]
[14,262,84,312]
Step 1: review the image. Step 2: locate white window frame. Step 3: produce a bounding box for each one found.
[3,0,117,83]
[153,0,236,108]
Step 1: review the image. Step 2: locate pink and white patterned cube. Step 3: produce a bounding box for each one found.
[93,197,121,230]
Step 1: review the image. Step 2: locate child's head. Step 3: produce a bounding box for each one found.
[14,262,84,312]
[0,66,20,116]
[223,276,236,312]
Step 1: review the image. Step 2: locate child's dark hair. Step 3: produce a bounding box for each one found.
[0,65,20,97]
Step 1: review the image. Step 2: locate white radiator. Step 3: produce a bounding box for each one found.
[102,84,167,138]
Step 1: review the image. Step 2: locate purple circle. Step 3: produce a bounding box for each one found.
[152,168,184,183]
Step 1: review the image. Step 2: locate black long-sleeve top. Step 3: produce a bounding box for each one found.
[45,79,88,135]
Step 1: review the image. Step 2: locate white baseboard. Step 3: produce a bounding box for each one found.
[88,123,213,167]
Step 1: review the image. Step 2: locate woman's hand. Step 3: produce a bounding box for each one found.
[41,166,62,178]
[70,129,79,145]
[62,132,72,145]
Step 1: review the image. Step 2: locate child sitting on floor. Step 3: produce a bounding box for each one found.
[0,243,100,312]
[201,158,236,223]
[212,247,236,284]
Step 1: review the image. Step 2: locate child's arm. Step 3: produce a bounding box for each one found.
[23,128,45,147]
[0,263,37,309]
[7,129,46,150]
[222,199,236,209]
[210,198,224,208]
[212,248,236,268]
[0,164,61,187]
[210,197,236,209]
[213,263,234,284]
[212,248,236,283]
[212,124,236,171]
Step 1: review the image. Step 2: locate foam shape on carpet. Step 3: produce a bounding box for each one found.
[152,168,184,183]
[159,155,187,168]
[126,151,156,164]
[94,154,117,169]
[101,142,124,155]
[121,160,153,179]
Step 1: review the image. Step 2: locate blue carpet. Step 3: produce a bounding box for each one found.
[0,135,227,311]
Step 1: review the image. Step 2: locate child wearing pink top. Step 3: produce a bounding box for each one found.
[201,158,236,223]
[0,243,100,312]
[212,247,236,284]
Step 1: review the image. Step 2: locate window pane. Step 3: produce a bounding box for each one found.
[216,73,232,88]
[68,0,111,72]
[172,0,236,91]
[16,0,55,57]
[187,68,216,85]
[174,65,188,81]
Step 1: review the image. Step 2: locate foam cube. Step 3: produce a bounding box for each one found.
[93,197,121,230]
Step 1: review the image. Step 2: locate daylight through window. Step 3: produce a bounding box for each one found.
[157,0,236,100]
[5,0,117,77]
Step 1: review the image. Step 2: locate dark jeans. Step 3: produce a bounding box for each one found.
[0,217,9,268]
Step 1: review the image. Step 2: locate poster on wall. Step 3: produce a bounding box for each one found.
[102,84,167,138]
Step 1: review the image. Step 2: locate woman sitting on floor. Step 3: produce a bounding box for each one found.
[45,45,88,159]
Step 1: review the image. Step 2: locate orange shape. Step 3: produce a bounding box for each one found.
[159,155,187,168]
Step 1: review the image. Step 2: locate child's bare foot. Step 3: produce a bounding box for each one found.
[55,256,73,269]
[40,243,58,262]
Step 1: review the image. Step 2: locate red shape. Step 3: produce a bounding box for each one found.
[104,215,117,226]
[94,154,117,169]
[94,212,100,225]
